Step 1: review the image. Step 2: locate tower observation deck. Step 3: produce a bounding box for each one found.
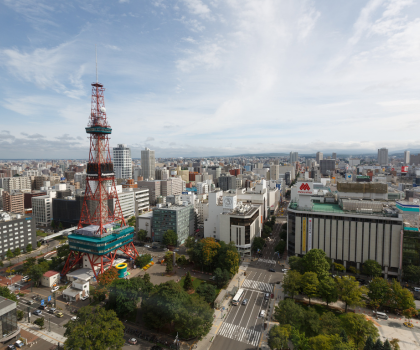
[61,81,139,279]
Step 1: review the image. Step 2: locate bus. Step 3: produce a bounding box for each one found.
[232,288,245,305]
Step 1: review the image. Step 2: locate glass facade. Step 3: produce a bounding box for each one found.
[0,299,17,339]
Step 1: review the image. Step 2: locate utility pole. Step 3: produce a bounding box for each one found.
[49,315,51,332]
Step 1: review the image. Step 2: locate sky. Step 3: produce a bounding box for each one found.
[0,0,420,159]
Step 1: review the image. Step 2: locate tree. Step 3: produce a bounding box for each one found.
[97,267,119,287]
[26,244,32,253]
[0,261,3,267]
[286,254,302,272]
[28,264,44,286]
[349,266,360,275]
[37,241,41,248]
[334,262,346,274]
[268,324,292,350]
[23,257,36,273]
[389,279,416,312]
[50,220,56,229]
[275,241,286,255]
[336,276,368,312]
[6,249,13,260]
[58,222,63,231]
[383,340,392,350]
[34,317,45,329]
[364,335,374,350]
[273,299,305,330]
[290,327,310,350]
[304,307,322,337]
[196,283,216,304]
[318,276,338,306]
[223,248,240,275]
[64,306,125,350]
[252,237,265,252]
[5,267,15,276]
[403,264,420,284]
[108,278,144,317]
[185,236,195,249]
[0,286,18,302]
[302,249,330,278]
[389,339,400,350]
[17,310,24,321]
[373,339,383,350]
[368,277,390,316]
[320,311,341,335]
[166,257,173,274]
[127,216,136,227]
[184,271,194,291]
[137,229,148,241]
[201,237,221,268]
[340,329,349,343]
[214,267,229,288]
[301,272,319,305]
[56,244,70,260]
[401,307,418,325]
[135,254,152,269]
[13,248,21,257]
[282,270,302,299]
[363,260,382,279]
[163,229,178,246]
[341,313,379,349]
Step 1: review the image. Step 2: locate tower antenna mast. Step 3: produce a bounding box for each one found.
[95,44,98,83]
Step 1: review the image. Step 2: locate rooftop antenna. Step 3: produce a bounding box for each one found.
[95,44,98,83]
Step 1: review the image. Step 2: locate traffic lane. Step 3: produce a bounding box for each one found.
[237,291,267,329]
[211,335,254,350]
[228,289,260,326]
[18,299,74,323]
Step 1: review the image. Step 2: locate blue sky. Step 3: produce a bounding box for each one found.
[1,0,420,159]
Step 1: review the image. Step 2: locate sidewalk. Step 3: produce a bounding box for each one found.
[18,321,66,346]
[193,262,249,350]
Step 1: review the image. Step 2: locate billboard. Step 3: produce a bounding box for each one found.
[401,166,408,173]
[308,218,312,252]
[302,218,306,253]
[297,182,313,195]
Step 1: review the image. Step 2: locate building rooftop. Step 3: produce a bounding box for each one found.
[43,270,59,278]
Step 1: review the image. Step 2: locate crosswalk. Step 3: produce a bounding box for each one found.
[218,322,261,347]
[258,258,276,264]
[242,279,273,293]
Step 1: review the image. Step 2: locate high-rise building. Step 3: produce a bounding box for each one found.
[113,144,132,179]
[270,164,280,180]
[316,152,323,164]
[218,174,236,191]
[32,191,56,226]
[2,191,24,214]
[289,152,298,163]
[378,148,389,166]
[2,177,31,193]
[332,152,337,160]
[404,150,410,165]
[320,160,335,176]
[141,147,155,180]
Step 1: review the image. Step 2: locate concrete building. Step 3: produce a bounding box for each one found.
[316,152,323,164]
[2,191,24,214]
[320,159,335,176]
[113,144,132,180]
[218,174,236,191]
[0,211,37,259]
[161,178,183,197]
[62,279,89,302]
[378,148,389,166]
[52,194,84,225]
[152,204,195,245]
[108,186,135,219]
[288,180,403,279]
[2,177,31,193]
[137,180,161,205]
[270,164,279,180]
[349,158,360,167]
[141,147,155,180]
[197,201,209,224]
[133,188,149,213]
[404,150,410,165]
[35,175,49,190]
[32,191,57,226]
[0,296,19,342]
[155,167,169,180]
[137,211,153,239]
[332,152,337,160]
[41,270,60,288]
[196,182,209,195]
[289,152,299,163]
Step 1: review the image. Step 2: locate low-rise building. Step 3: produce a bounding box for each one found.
[0,296,19,342]
[137,211,153,239]
[62,279,89,302]
[41,270,60,288]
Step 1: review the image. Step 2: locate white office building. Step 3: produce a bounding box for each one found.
[2,177,31,193]
[32,191,57,226]
[141,147,155,180]
[404,150,410,165]
[113,144,132,180]
[289,152,299,163]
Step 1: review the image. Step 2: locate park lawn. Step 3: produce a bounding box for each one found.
[36,231,48,237]
[178,276,205,290]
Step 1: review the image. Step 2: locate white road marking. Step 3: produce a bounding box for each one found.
[258,258,276,264]
[218,322,261,347]
[242,279,273,292]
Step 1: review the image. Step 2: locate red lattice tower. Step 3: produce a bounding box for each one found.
[78,82,126,233]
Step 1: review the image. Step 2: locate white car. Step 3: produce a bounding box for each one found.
[80,295,89,301]
[51,286,59,293]
[281,269,288,273]
[259,310,266,317]
[71,316,78,321]
[145,245,151,248]
[21,276,29,282]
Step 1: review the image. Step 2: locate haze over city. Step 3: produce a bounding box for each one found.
[1,0,420,158]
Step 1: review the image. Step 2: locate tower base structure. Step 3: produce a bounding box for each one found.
[62,224,138,279]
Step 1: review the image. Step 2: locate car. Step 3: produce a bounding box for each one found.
[33,310,42,316]
[259,310,266,317]
[269,268,275,272]
[51,286,59,293]
[145,245,151,248]
[56,312,64,318]
[38,305,46,310]
[71,316,78,321]
[80,295,89,301]
[48,308,56,314]
[264,293,270,300]
[152,246,158,249]
[15,295,20,300]
[7,345,16,350]
[21,276,29,282]
[15,340,24,348]
[128,338,138,345]
[26,300,34,305]
[281,269,288,273]
[242,299,248,305]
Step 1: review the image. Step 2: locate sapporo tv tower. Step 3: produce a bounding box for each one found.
[62,53,139,279]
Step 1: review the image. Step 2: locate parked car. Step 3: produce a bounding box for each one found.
[71,316,78,321]
[48,308,56,314]
[26,300,34,305]
[21,276,29,282]
[80,295,89,301]
[128,338,138,345]
[33,310,42,316]
[259,310,266,317]
[268,268,275,272]
[56,312,64,318]
[7,345,16,350]
[145,245,151,248]
[281,269,288,273]
[51,286,59,293]
[15,340,24,348]
[38,305,46,310]
[242,299,248,305]
[152,246,158,249]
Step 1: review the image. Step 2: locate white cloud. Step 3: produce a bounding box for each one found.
[182,0,211,18]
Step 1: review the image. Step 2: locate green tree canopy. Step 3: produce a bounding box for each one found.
[184,271,194,291]
[26,243,32,253]
[289,255,305,274]
[6,249,13,260]
[341,313,379,349]
[185,236,195,249]
[28,264,44,286]
[302,249,330,278]
[135,254,152,268]
[196,283,216,304]
[273,299,305,330]
[34,317,44,329]
[282,270,302,299]
[301,272,319,305]
[290,327,310,350]
[268,324,292,350]
[127,216,136,227]
[388,279,416,311]
[108,277,144,316]
[403,264,420,284]
[252,237,265,252]
[318,276,338,306]
[214,268,230,288]
[56,244,70,260]
[368,277,390,314]
[320,311,341,335]
[14,248,21,257]
[362,260,382,279]
[336,276,368,312]
[166,256,173,273]
[0,286,18,302]
[304,307,322,337]
[64,306,125,350]
[137,229,148,241]
[373,339,383,350]
[364,335,374,350]
[163,229,178,246]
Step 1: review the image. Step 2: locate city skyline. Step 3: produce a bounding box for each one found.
[1,1,420,158]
